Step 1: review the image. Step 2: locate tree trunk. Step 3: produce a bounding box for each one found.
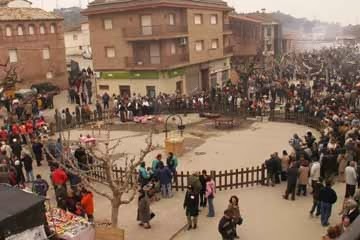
[111,199,121,227]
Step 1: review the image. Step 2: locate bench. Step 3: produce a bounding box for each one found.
[214,118,234,129]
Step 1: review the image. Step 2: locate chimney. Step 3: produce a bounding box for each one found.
[261,8,266,14]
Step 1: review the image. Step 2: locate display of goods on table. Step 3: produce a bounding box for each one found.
[46,208,92,238]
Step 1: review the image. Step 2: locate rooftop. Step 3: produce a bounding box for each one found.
[0,0,32,6]
[230,14,262,24]
[244,12,279,24]
[0,7,62,21]
[84,0,232,15]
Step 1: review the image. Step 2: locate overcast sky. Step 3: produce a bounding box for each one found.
[32,0,360,26]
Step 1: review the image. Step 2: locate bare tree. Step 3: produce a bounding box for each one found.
[47,129,155,227]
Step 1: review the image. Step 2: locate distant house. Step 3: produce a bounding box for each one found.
[0,0,32,8]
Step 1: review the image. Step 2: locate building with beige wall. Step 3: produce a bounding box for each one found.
[83,0,233,97]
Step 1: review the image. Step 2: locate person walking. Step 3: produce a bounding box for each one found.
[21,152,34,182]
[337,152,348,183]
[166,152,178,177]
[32,174,49,197]
[281,150,290,181]
[32,138,43,167]
[14,159,25,186]
[206,176,216,217]
[310,160,321,193]
[227,196,242,239]
[345,161,357,198]
[156,161,173,198]
[310,178,323,217]
[183,185,199,230]
[297,161,310,196]
[283,162,299,201]
[218,209,236,240]
[319,180,338,227]
[199,170,207,208]
[137,188,152,229]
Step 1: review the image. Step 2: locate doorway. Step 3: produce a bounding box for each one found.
[176,81,183,94]
[119,85,131,98]
[201,68,209,91]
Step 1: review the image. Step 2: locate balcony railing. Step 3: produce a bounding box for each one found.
[223,23,232,33]
[224,45,233,55]
[125,53,189,69]
[123,25,188,39]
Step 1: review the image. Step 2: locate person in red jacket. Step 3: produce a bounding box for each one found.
[0,127,8,142]
[12,123,20,136]
[18,123,27,144]
[25,120,34,137]
[81,188,94,222]
[51,164,68,187]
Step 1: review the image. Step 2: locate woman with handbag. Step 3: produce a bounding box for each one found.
[227,195,242,239]
[206,176,216,217]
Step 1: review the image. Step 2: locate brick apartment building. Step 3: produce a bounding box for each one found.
[244,10,283,57]
[0,0,67,89]
[83,0,233,97]
[229,14,262,58]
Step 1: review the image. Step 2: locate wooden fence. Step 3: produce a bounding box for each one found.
[90,165,267,192]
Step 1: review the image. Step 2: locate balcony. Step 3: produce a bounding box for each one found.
[224,45,234,55]
[125,53,189,70]
[223,23,232,34]
[123,25,188,41]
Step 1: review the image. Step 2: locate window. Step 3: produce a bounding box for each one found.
[266,26,272,37]
[50,24,56,34]
[169,13,175,25]
[194,14,202,25]
[17,26,24,36]
[5,26,12,37]
[39,25,46,34]
[99,85,109,90]
[211,39,219,49]
[103,19,112,30]
[42,47,50,60]
[73,34,78,40]
[8,49,17,63]
[46,72,53,79]
[146,86,156,98]
[170,43,176,55]
[105,47,115,58]
[195,40,204,52]
[28,25,35,35]
[210,14,218,25]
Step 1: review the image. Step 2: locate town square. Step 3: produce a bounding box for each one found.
[0,0,360,240]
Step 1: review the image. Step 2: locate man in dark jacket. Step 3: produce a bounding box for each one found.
[310,178,323,217]
[32,139,43,166]
[21,152,34,182]
[265,154,280,187]
[32,174,49,196]
[199,170,207,208]
[218,209,236,240]
[319,180,337,226]
[183,185,199,230]
[283,162,299,200]
[156,162,173,198]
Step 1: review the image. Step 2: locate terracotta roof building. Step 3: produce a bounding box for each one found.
[0,2,67,88]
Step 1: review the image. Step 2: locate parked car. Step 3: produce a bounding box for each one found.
[31,82,60,95]
[14,89,37,102]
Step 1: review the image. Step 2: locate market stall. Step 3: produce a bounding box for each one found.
[47,208,95,240]
[0,184,48,240]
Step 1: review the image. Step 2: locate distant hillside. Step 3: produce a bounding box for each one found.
[270,11,342,39]
[54,7,87,31]
[343,25,360,39]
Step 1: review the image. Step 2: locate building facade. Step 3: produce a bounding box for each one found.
[245,11,282,57]
[83,0,233,97]
[0,1,67,88]
[64,20,93,69]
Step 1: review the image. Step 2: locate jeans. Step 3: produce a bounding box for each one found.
[207,197,215,217]
[267,172,276,186]
[26,170,34,182]
[310,200,321,215]
[200,191,207,207]
[320,202,332,226]
[284,183,296,200]
[187,215,198,227]
[161,183,172,198]
[297,184,307,196]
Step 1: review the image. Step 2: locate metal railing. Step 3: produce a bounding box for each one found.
[125,53,189,69]
[123,25,188,38]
